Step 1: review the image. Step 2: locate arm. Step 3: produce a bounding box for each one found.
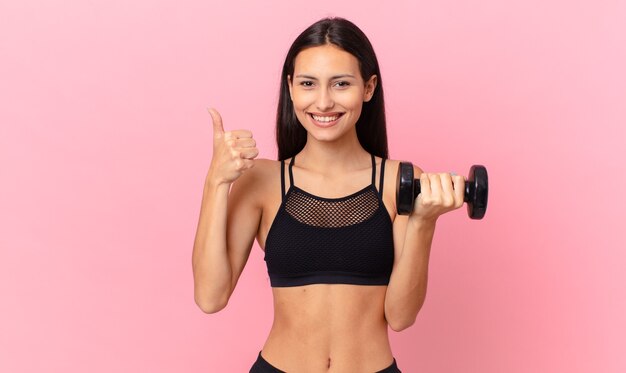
[192,109,260,313]
[384,163,465,331]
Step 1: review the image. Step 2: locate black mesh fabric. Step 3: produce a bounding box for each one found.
[285,186,379,228]
[264,155,394,287]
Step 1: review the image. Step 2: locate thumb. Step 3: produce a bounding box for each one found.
[207,108,225,137]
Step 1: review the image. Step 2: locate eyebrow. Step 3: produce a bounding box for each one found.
[294,74,357,80]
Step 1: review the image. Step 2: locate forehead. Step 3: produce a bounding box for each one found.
[293,44,361,77]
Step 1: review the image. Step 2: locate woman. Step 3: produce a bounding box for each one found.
[192,17,465,372]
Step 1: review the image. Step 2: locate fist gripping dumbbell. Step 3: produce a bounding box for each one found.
[396,163,489,219]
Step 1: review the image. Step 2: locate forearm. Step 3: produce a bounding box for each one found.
[384,218,436,331]
[192,175,233,313]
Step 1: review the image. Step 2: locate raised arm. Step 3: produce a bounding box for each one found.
[192,109,261,313]
[384,162,466,331]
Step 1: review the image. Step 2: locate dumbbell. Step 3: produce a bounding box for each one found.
[396,163,488,219]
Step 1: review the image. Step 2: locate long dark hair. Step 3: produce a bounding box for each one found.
[276,17,388,160]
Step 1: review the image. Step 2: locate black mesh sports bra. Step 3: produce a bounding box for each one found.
[264,154,394,287]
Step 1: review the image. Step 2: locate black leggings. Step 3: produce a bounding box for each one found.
[249,351,402,373]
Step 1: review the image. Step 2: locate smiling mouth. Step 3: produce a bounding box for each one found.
[309,113,344,123]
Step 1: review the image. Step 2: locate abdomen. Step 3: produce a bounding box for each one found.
[261,284,395,372]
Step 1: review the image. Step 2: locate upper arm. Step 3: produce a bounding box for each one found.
[224,161,266,293]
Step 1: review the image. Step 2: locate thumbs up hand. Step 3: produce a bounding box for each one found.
[207,108,259,185]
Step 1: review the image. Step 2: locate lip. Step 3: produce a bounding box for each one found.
[308,112,344,128]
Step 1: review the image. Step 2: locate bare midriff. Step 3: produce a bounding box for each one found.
[260,284,394,373]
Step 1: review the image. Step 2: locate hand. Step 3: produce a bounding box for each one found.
[410,172,465,223]
[206,108,259,185]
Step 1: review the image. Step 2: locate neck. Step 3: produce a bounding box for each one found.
[296,130,370,174]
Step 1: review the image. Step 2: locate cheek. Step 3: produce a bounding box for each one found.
[291,97,309,123]
[291,92,311,111]
[293,99,306,111]
[337,91,365,110]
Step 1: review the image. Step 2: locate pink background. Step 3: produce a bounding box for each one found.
[1,0,625,372]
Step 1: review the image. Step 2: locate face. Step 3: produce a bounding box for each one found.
[288,44,377,143]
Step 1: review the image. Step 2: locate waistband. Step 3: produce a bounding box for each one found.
[250,351,401,373]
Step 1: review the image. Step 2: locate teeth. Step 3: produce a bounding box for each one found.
[311,114,340,123]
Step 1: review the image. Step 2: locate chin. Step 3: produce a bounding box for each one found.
[307,129,351,143]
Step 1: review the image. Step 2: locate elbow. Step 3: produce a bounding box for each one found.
[195,294,229,314]
[387,316,416,332]
[192,274,233,314]
[386,301,424,332]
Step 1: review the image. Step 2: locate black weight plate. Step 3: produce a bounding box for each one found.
[396,162,415,215]
[468,165,488,219]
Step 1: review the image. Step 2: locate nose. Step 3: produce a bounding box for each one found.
[316,88,334,111]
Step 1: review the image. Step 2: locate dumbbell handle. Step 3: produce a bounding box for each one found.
[412,178,474,203]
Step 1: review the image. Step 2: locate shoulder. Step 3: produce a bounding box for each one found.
[230,158,281,201]
[233,158,280,186]
[248,158,281,178]
[382,158,423,177]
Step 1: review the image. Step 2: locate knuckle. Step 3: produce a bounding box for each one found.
[417,195,428,205]
[422,196,435,206]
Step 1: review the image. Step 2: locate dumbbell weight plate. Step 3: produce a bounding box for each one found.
[467,165,488,219]
[396,162,415,215]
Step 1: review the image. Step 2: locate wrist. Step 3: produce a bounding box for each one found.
[204,170,231,192]
[407,215,438,231]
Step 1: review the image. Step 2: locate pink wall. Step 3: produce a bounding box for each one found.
[1,0,625,372]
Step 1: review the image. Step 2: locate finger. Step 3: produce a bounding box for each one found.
[207,108,225,137]
[241,159,255,169]
[428,173,442,199]
[234,138,257,148]
[439,173,455,207]
[234,158,255,170]
[229,130,253,139]
[452,175,465,207]
[239,147,259,159]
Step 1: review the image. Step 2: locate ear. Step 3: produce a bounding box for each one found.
[287,75,293,101]
[363,75,378,102]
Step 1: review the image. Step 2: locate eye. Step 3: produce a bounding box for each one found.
[299,80,315,88]
[334,81,351,88]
